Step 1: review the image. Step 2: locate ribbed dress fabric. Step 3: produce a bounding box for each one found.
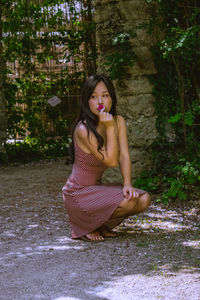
[62,140,146,238]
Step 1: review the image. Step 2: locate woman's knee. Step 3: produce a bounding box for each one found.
[127,192,151,215]
[125,192,151,212]
[113,198,136,216]
[145,192,151,206]
[121,197,139,215]
[141,192,151,210]
[112,193,151,218]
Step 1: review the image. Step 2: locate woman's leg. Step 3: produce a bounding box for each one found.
[82,193,151,241]
[111,192,151,219]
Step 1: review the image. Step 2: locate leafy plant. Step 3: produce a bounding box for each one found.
[137,0,200,203]
[134,172,162,192]
[4,137,71,163]
[103,31,137,80]
[159,178,187,204]
[2,0,96,144]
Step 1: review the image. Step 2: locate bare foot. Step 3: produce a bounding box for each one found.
[83,230,104,242]
[99,226,118,237]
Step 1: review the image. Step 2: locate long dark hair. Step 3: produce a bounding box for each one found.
[70,74,117,162]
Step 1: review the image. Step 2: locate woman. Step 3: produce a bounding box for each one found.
[62,74,151,241]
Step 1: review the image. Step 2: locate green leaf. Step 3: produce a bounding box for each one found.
[168,113,182,124]
[184,111,194,126]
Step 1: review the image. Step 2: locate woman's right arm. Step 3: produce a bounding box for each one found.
[75,113,119,167]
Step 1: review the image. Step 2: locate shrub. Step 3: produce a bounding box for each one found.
[4,137,71,163]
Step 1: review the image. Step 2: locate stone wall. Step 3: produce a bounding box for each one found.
[94,0,157,182]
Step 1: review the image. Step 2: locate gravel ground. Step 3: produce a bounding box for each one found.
[0,160,200,300]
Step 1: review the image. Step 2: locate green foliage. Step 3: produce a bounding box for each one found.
[44,138,71,158]
[5,138,43,163]
[158,178,187,205]
[135,158,200,203]
[1,0,96,143]
[4,137,71,163]
[158,158,200,203]
[103,31,137,80]
[174,158,200,185]
[134,172,161,192]
[136,0,200,203]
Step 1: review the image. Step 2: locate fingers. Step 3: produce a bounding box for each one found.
[123,187,139,201]
[133,189,139,199]
[99,106,105,113]
[99,111,112,119]
[126,188,133,200]
[123,189,128,199]
[123,188,131,200]
[99,110,113,125]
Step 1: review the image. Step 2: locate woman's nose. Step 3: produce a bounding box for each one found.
[98,97,102,103]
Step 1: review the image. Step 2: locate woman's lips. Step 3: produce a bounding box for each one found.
[97,104,105,111]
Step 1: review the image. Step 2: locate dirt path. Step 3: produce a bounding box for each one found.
[0,160,200,300]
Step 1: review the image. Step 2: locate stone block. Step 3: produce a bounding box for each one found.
[102,167,122,184]
[95,0,120,6]
[132,160,151,180]
[116,76,153,96]
[129,147,151,163]
[130,148,152,179]
[124,47,156,76]
[126,115,157,147]
[119,94,155,118]
[118,0,157,26]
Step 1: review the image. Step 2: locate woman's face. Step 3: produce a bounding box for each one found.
[88,81,112,116]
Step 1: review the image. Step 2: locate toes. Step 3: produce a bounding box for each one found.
[86,231,104,241]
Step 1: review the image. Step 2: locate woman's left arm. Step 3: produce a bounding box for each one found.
[117,115,139,201]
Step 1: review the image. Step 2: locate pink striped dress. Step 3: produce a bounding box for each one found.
[62,139,145,238]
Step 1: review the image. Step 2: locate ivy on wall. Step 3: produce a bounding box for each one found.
[103,31,137,80]
[134,0,200,203]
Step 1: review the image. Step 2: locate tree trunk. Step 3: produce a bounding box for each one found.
[0,1,8,162]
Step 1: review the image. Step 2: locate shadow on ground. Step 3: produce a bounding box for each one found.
[0,160,199,300]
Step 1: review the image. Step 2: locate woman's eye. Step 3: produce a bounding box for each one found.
[91,95,97,99]
[103,94,109,98]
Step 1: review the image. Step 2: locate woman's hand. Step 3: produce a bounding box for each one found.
[123,185,139,201]
[99,108,115,128]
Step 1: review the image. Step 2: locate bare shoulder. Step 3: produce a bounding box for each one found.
[74,122,92,153]
[74,122,88,139]
[74,121,98,154]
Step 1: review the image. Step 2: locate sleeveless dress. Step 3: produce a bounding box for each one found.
[62,139,146,238]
